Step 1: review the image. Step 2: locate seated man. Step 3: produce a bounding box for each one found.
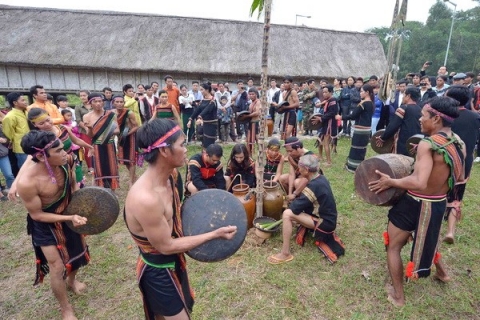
[185,143,226,195]
[277,137,314,202]
[267,154,345,264]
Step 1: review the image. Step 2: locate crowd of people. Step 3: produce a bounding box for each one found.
[1,63,479,318]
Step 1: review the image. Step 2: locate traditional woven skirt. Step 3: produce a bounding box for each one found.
[346,125,371,172]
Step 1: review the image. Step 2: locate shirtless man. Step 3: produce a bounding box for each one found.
[15,130,89,320]
[370,96,465,307]
[124,119,237,319]
[245,88,261,155]
[83,93,120,191]
[280,76,300,140]
[278,137,314,202]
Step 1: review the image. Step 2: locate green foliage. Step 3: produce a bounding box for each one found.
[249,0,264,19]
[368,0,480,75]
[67,94,81,107]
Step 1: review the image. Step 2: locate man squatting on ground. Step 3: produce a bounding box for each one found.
[16,131,90,320]
[267,154,345,264]
[124,119,237,319]
[369,96,465,307]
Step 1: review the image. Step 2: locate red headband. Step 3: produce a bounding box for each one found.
[137,125,182,167]
[424,104,454,123]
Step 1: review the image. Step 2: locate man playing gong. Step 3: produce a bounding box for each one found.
[124,119,237,319]
[15,131,89,320]
[369,96,465,307]
[267,154,344,264]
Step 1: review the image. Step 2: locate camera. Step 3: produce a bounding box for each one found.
[426,61,432,66]
[420,82,427,86]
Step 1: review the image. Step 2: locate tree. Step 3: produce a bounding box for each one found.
[369,1,480,76]
[250,0,272,217]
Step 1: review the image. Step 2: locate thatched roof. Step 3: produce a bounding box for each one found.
[0,5,386,78]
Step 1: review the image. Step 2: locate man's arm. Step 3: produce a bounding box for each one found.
[134,195,236,255]
[380,106,404,141]
[83,114,93,137]
[287,158,296,195]
[272,156,285,182]
[75,106,87,132]
[49,105,65,125]
[288,90,300,110]
[127,111,139,134]
[370,141,433,193]
[1,116,14,141]
[17,178,86,225]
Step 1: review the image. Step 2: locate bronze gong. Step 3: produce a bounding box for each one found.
[65,186,120,235]
[181,189,248,262]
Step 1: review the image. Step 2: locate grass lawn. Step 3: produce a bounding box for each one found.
[1,137,479,319]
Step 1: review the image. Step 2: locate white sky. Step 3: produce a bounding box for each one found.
[0,0,476,32]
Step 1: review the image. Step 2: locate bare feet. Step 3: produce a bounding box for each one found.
[61,304,78,320]
[385,283,405,307]
[443,235,454,244]
[66,279,87,295]
[433,270,451,283]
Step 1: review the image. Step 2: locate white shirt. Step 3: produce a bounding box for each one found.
[179,93,195,109]
[267,87,280,104]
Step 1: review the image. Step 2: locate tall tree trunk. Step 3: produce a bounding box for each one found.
[255,0,272,218]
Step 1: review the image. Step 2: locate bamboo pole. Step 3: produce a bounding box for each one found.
[255,0,272,218]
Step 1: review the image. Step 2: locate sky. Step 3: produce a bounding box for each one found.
[0,0,477,32]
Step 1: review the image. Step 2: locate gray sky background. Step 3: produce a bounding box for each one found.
[1,0,477,32]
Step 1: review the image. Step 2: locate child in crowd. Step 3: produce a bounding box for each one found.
[61,109,83,183]
[217,96,233,143]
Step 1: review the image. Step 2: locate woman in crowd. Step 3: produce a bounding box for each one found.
[187,82,218,148]
[333,78,343,101]
[336,84,374,172]
[179,84,195,143]
[225,143,256,191]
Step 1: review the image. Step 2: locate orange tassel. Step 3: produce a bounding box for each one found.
[405,261,415,278]
[35,259,41,264]
[56,245,62,250]
[65,263,72,274]
[315,241,320,246]
[383,232,389,246]
[433,252,441,264]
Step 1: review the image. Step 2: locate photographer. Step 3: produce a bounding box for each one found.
[419,76,436,104]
